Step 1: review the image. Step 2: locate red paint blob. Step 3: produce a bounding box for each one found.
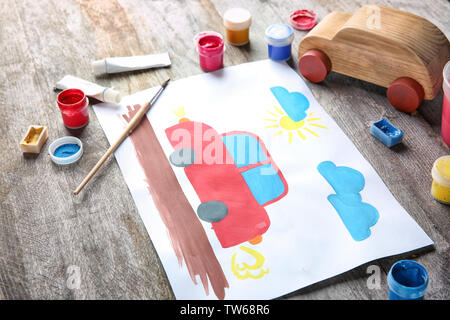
[57,88,89,129]
[290,9,317,31]
[194,32,224,72]
[442,93,450,147]
[198,35,221,49]
[443,63,450,147]
[59,92,84,105]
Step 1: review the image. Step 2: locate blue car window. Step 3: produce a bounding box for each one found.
[241,164,285,205]
[222,134,268,168]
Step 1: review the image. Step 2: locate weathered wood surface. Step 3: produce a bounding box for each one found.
[0,0,448,300]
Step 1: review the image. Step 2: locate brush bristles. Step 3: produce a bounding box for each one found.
[162,78,170,88]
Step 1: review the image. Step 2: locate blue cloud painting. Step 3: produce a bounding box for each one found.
[270,86,310,122]
[317,161,379,241]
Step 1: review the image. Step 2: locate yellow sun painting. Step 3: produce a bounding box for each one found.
[264,105,328,143]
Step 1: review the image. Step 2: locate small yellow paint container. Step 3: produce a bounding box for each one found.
[20,125,48,153]
[431,155,450,204]
[223,8,252,46]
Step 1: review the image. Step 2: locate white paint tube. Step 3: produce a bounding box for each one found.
[91,52,171,76]
[55,75,121,103]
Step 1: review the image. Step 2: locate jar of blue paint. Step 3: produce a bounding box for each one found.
[387,260,429,300]
[264,24,294,61]
[48,136,83,165]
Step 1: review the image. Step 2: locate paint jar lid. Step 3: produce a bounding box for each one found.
[289,9,317,31]
[48,136,83,165]
[223,8,252,30]
[265,24,294,47]
[387,260,429,299]
[194,31,225,56]
[432,155,450,188]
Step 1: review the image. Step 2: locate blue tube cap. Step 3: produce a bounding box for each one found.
[370,118,403,147]
[387,260,429,300]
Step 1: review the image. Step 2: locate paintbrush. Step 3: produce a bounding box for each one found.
[73,78,170,195]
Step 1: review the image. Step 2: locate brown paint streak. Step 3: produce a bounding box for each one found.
[77,0,143,57]
[122,105,229,300]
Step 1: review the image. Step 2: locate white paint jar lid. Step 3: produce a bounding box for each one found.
[223,8,252,30]
[48,136,83,165]
[265,23,294,46]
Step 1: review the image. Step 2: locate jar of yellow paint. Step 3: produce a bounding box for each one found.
[431,155,450,204]
[223,8,252,46]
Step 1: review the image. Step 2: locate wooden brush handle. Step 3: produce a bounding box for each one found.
[73,102,150,195]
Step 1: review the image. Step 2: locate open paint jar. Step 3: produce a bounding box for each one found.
[431,155,450,204]
[48,136,83,165]
[194,31,225,72]
[57,88,89,129]
[387,260,429,300]
[370,118,404,147]
[442,61,450,147]
[19,125,48,153]
[264,24,294,61]
[223,8,252,46]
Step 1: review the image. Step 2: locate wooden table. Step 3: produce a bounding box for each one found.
[1,0,448,300]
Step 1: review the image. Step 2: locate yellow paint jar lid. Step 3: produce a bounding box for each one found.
[223,8,252,31]
[432,155,450,188]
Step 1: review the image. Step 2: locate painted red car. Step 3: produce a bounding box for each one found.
[165,120,288,248]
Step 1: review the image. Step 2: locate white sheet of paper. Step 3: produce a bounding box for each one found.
[93,59,432,300]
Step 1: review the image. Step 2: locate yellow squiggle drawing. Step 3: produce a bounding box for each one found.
[231,246,269,280]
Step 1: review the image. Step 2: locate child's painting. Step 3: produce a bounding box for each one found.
[93,60,432,299]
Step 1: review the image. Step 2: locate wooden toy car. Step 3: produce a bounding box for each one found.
[298,5,450,112]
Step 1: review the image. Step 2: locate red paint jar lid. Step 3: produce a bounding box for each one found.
[194,31,225,56]
[57,88,87,111]
[290,9,317,31]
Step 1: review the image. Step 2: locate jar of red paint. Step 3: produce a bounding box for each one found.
[57,88,89,129]
[442,61,450,147]
[194,31,224,72]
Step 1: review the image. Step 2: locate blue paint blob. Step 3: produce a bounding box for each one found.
[317,161,379,241]
[53,143,80,158]
[370,118,403,147]
[241,164,285,205]
[270,86,310,122]
[221,133,285,205]
[388,260,428,300]
[222,134,267,168]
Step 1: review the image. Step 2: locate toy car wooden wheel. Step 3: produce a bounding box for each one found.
[298,49,332,83]
[387,77,425,113]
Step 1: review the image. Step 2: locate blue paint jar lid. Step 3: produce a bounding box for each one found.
[265,23,294,47]
[387,260,429,299]
[48,136,83,165]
